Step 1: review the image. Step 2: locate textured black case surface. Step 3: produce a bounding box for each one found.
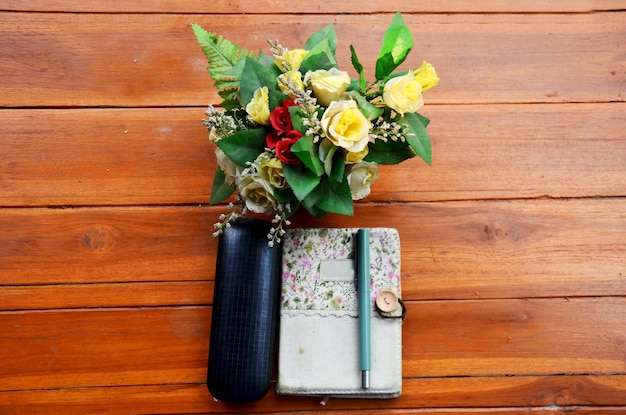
[207,218,282,402]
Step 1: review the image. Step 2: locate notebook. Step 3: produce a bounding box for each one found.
[277,227,404,398]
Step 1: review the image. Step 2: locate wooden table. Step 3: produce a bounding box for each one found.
[1,1,625,413]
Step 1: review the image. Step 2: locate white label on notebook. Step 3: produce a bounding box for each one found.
[319,259,355,282]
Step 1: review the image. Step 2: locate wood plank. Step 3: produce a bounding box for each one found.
[3,0,623,14]
[1,104,624,207]
[296,200,626,301]
[1,199,624,301]
[0,108,213,206]
[0,299,624,391]
[0,206,216,285]
[370,103,626,202]
[0,4,623,415]
[0,377,625,414]
[0,282,213,311]
[0,307,210,391]
[3,0,625,13]
[405,298,626,377]
[0,13,624,107]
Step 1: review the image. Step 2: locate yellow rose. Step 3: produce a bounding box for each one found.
[348,161,379,200]
[320,100,371,153]
[413,60,439,92]
[258,156,289,190]
[208,126,221,142]
[382,72,424,116]
[245,86,270,125]
[345,146,369,164]
[236,172,277,215]
[277,70,304,95]
[304,68,351,107]
[275,49,308,72]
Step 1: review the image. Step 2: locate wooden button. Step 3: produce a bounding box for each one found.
[375,290,398,313]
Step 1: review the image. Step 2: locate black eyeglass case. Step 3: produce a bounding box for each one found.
[207,218,282,403]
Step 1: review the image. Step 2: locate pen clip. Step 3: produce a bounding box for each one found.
[353,231,359,289]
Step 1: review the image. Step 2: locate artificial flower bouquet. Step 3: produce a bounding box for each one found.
[192,12,439,245]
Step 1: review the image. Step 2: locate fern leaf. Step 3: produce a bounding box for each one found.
[214,78,240,91]
[218,87,239,102]
[190,23,255,102]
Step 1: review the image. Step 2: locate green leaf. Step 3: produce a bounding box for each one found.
[216,128,267,167]
[375,12,414,80]
[416,112,431,128]
[315,138,345,182]
[403,112,432,165]
[317,138,337,177]
[239,57,278,108]
[257,51,283,77]
[215,60,247,103]
[304,24,337,53]
[288,105,306,133]
[316,178,354,216]
[291,135,325,176]
[209,168,235,205]
[327,150,346,182]
[224,58,247,78]
[301,186,327,218]
[349,45,367,92]
[274,188,299,202]
[343,91,383,120]
[217,87,237,100]
[190,24,255,101]
[300,39,337,73]
[323,145,338,177]
[282,163,322,201]
[365,139,415,165]
[219,98,241,111]
[285,200,301,217]
[268,89,285,111]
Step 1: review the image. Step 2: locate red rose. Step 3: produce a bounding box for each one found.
[266,130,280,149]
[270,101,297,134]
[275,130,303,165]
[266,100,300,149]
[285,129,303,140]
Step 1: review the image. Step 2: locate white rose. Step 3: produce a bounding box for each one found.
[215,148,242,187]
[348,161,380,200]
[258,156,289,190]
[236,172,277,215]
[304,67,351,107]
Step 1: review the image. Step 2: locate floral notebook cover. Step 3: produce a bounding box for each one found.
[277,228,403,398]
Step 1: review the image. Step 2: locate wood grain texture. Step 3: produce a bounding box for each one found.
[0,3,624,414]
[0,108,213,206]
[2,0,625,13]
[0,200,624,301]
[0,207,216,285]
[0,300,624,405]
[1,13,624,107]
[0,282,213,311]
[1,377,625,414]
[2,104,624,207]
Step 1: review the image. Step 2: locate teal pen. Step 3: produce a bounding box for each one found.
[357,229,371,389]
